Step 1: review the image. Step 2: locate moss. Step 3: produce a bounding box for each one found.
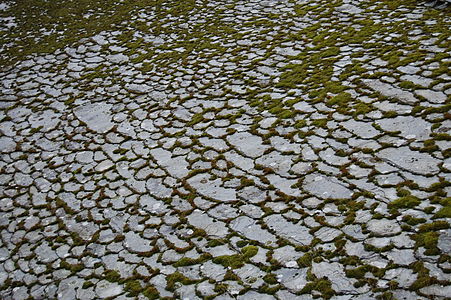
[166,272,198,291]
[345,266,367,279]
[263,273,278,285]
[213,254,244,269]
[82,281,94,289]
[278,109,296,119]
[327,92,352,106]
[212,246,258,269]
[258,284,280,295]
[207,239,227,247]
[388,195,421,209]
[409,261,438,291]
[214,283,228,293]
[124,280,143,296]
[300,278,335,299]
[418,220,449,232]
[297,253,312,268]
[187,112,205,126]
[104,270,121,282]
[311,119,328,128]
[142,286,160,299]
[60,261,84,273]
[402,215,426,226]
[236,240,249,248]
[433,206,451,219]
[241,245,258,258]
[173,254,212,267]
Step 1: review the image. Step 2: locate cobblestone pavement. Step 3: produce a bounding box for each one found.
[0,0,450,299]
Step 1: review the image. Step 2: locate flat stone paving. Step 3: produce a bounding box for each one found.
[0,0,450,299]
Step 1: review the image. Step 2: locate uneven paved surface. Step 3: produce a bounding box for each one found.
[0,0,450,299]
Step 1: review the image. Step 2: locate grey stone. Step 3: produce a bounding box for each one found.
[303,174,353,199]
[274,268,308,292]
[150,148,189,178]
[416,90,447,103]
[264,214,312,246]
[377,147,440,175]
[187,210,228,237]
[367,219,401,237]
[0,136,16,152]
[187,173,236,202]
[342,119,380,139]
[74,103,113,133]
[363,79,417,104]
[95,280,123,298]
[226,132,268,158]
[311,262,356,293]
[124,232,152,253]
[376,116,431,140]
[230,216,276,245]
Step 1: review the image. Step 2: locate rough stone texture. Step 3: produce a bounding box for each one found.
[377,147,441,175]
[303,174,353,199]
[74,103,113,133]
[367,219,402,237]
[0,0,449,299]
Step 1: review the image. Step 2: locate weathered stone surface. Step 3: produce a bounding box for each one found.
[150,148,189,178]
[303,174,353,199]
[311,262,356,293]
[415,90,447,103]
[124,232,152,253]
[376,116,431,140]
[95,281,123,298]
[367,219,402,237]
[264,214,313,246]
[230,216,276,245]
[0,0,449,298]
[226,132,268,158]
[187,173,236,201]
[363,79,417,104]
[187,209,228,237]
[377,147,440,175]
[342,119,380,139]
[74,103,113,133]
[274,268,309,292]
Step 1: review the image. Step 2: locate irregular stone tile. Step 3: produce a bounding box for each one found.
[267,174,301,197]
[238,186,267,204]
[342,119,380,139]
[187,173,236,202]
[415,89,447,103]
[311,262,356,294]
[314,227,342,242]
[226,132,268,158]
[367,219,401,237]
[230,216,276,245]
[95,280,123,298]
[255,151,294,176]
[384,249,416,266]
[363,79,417,104]
[0,136,16,152]
[419,285,451,297]
[264,214,312,246]
[150,148,189,178]
[124,231,152,253]
[74,103,113,133]
[303,174,353,199]
[377,147,440,175]
[187,209,228,237]
[376,116,431,140]
[274,268,308,292]
[384,268,417,288]
[28,110,60,131]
